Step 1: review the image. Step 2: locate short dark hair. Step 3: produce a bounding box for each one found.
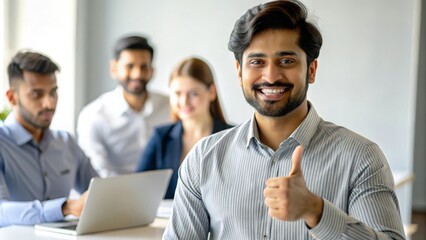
[113,35,154,60]
[228,0,322,66]
[7,51,60,85]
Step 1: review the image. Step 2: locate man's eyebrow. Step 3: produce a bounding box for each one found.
[246,52,266,58]
[246,51,299,58]
[29,86,58,93]
[30,88,45,92]
[276,51,298,57]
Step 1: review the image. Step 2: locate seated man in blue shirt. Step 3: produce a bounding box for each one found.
[0,51,98,227]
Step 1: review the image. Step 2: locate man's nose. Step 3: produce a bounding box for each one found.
[42,95,57,109]
[130,67,143,80]
[262,64,283,83]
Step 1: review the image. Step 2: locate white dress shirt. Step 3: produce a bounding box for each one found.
[77,86,170,177]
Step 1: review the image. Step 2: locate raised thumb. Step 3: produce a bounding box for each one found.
[289,145,303,176]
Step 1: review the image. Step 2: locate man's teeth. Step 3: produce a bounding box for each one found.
[261,88,285,94]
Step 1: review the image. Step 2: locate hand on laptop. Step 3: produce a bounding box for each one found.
[62,191,89,217]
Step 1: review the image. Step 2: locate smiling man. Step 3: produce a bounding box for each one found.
[0,51,98,227]
[77,35,170,177]
[163,1,405,239]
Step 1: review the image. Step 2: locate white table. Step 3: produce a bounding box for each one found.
[0,218,168,240]
[393,170,415,189]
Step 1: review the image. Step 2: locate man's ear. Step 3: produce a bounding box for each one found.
[6,88,17,106]
[308,59,318,84]
[148,66,154,80]
[236,61,242,87]
[109,59,118,79]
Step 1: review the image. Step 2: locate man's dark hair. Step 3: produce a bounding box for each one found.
[7,51,60,85]
[113,35,154,61]
[228,0,322,66]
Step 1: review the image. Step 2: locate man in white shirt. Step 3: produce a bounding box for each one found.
[77,35,170,177]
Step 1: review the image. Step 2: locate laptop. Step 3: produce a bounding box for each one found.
[34,169,172,235]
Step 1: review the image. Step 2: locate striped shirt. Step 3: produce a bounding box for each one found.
[163,104,405,240]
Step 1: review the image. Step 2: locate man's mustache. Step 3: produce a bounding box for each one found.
[38,109,55,115]
[126,78,148,82]
[252,82,293,90]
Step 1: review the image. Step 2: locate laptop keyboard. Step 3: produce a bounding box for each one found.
[60,224,78,230]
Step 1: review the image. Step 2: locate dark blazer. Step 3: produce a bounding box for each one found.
[135,120,233,199]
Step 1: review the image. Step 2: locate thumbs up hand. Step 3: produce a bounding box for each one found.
[288,144,304,176]
[263,145,324,228]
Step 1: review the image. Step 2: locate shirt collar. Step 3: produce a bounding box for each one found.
[170,121,183,139]
[246,114,259,148]
[3,111,52,146]
[111,86,155,117]
[141,95,154,117]
[288,102,321,149]
[246,101,321,149]
[111,86,131,117]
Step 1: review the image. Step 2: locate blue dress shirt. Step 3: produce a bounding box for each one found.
[0,113,98,227]
[135,119,233,199]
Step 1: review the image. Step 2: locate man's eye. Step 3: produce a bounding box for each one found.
[280,59,294,65]
[51,90,58,97]
[249,59,263,65]
[31,92,42,99]
[140,65,149,72]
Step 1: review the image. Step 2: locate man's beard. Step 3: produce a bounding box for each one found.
[242,76,309,117]
[121,78,148,96]
[19,101,54,130]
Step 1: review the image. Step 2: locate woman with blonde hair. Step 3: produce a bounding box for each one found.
[135,57,233,199]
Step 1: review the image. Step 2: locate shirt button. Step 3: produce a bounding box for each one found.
[263,234,268,239]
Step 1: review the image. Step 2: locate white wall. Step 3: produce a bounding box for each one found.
[308,0,419,174]
[413,0,426,210]
[0,0,9,109]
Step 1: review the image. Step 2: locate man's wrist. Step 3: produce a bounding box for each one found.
[304,195,324,228]
[61,199,71,216]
